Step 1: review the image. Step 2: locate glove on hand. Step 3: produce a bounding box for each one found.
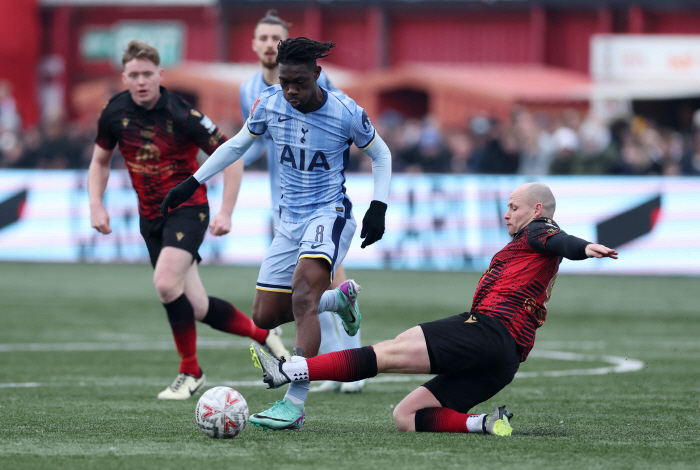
[360,200,387,248]
[161,176,200,217]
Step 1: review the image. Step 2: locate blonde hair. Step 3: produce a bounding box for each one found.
[122,40,160,67]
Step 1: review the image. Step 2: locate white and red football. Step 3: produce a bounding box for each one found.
[195,386,248,439]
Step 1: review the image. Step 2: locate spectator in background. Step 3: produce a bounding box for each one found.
[549,126,582,175]
[577,116,618,175]
[0,130,23,168]
[657,129,683,176]
[464,115,492,173]
[514,109,552,176]
[478,120,520,174]
[416,116,452,173]
[394,118,424,172]
[18,112,81,169]
[681,127,700,176]
[0,80,21,133]
[615,133,661,176]
[0,80,22,168]
[445,130,473,173]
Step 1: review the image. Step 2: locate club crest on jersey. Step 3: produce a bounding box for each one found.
[362,110,371,130]
[280,145,330,171]
[301,127,309,143]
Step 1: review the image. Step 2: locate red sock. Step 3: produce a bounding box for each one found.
[415,408,477,433]
[307,346,378,382]
[202,296,268,344]
[163,294,200,376]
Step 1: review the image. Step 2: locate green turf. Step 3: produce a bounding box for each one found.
[1,262,699,469]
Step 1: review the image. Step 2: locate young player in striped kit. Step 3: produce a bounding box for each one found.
[239,11,367,393]
[162,37,392,429]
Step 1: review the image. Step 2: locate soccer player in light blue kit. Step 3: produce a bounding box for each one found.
[162,37,392,430]
[239,11,367,393]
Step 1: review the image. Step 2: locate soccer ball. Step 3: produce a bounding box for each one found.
[195,386,248,439]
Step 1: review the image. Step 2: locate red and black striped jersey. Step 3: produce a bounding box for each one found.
[96,87,227,219]
[472,217,568,362]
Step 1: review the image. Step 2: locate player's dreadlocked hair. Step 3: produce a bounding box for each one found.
[257,9,291,32]
[276,37,336,67]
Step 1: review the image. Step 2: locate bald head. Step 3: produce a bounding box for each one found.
[519,182,556,218]
[504,182,556,236]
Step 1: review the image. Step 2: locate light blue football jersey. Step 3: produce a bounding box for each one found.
[246,85,376,224]
[239,71,340,212]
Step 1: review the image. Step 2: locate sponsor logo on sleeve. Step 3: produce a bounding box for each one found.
[250,97,261,115]
[200,115,217,134]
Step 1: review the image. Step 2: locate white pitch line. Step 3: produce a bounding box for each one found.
[0,338,251,352]
[0,348,643,389]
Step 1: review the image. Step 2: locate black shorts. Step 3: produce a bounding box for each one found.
[139,204,209,268]
[419,311,521,414]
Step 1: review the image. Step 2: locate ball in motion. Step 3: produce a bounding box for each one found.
[195,386,248,438]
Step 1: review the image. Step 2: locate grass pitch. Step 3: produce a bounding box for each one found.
[1,262,699,469]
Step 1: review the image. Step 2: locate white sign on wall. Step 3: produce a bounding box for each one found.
[80,21,186,68]
[591,34,700,82]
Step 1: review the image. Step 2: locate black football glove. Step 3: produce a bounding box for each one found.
[161,176,200,217]
[360,200,387,248]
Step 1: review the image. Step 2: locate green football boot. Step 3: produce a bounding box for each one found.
[249,398,306,431]
[335,279,361,336]
[484,405,514,436]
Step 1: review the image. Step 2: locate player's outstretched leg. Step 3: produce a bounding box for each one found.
[250,343,293,389]
[248,398,306,431]
[249,344,306,430]
[201,297,290,360]
[334,280,361,336]
[484,406,514,436]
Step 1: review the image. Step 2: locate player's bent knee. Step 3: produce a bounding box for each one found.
[251,310,279,330]
[392,406,414,432]
[153,277,182,304]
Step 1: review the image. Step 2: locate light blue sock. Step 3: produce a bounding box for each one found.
[319,311,343,354]
[317,290,338,314]
[284,356,310,404]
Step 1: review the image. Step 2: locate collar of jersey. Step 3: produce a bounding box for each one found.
[514,217,559,238]
[128,86,168,111]
[290,88,328,115]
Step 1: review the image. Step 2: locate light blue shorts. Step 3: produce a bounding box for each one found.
[256,212,357,293]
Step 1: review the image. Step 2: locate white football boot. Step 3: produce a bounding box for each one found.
[157,371,205,400]
[340,378,368,393]
[260,327,290,361]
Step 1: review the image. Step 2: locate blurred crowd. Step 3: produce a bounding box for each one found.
[1,81,700,176]
[352,107,700,176]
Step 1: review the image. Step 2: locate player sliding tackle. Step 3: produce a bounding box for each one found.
[250,182,618,435]
[162,37,391,430]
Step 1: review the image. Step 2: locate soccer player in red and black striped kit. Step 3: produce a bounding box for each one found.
[250,182,618,434]
[88,40,289,400]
